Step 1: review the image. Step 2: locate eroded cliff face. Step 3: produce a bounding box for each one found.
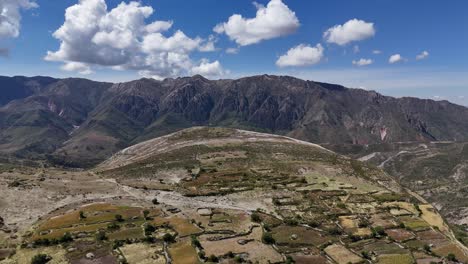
[1,74,468,167]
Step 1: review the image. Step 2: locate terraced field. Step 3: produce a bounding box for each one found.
[0,127,467,263]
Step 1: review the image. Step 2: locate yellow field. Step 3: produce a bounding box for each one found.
[378,254,414,264]
[120,243,165,264]
[153,217,203,237]
[168,240,200,264]
[419,204,448,233]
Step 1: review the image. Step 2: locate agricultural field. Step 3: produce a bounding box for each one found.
[0,127,467,263]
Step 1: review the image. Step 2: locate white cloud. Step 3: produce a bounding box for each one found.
[324,19,375,46]
[352,58,373,66]
[226,47,239,54]
[61,62,93,75]
[0,0,37,39]
[276,43,324,67]
[191,59,226,78]
[145,20,173,33]
[45,0,218,78]
[372,50,382,54]
[389,54,404,64]
[214,0,299,46]
[416,50,429,60]
[353,45,360,54]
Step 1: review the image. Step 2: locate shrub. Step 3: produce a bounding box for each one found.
[115,214,124,222]
[262,232,275,244]
[96,230,108,241]
[59,232,73,243]
[286,255,295,264]
[358,218,370,228]
[142,235,156,243]
[285,218,298,226]
[423,244,431,252]
[371,226,387,237]
[327,227,343,235]
[191,235,201,248]
[152,198,159,205]
[107,222,120,230]
[361,251,371,259]
[79,211,86,219]
[251,212,261,223]
[207,255,218,262]
[447,253,457,261]
[143,210,150,219]
[31,254,51,264]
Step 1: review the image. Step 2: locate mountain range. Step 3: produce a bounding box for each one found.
[1,74,468,167]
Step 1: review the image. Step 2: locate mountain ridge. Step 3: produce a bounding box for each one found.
[1,74,468,167]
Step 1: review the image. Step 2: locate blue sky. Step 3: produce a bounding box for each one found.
[0,0,467,105]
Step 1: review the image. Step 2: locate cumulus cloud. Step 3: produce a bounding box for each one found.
[45,0,220,78]
[416,50,429,60]
[324,19,375,46]
[61,62,93,75]
[191,59,226,78]
[389,54,404,64]
[352,58,373,66]
[0,0,37,39]
[213,0,299,46]
[276,43,324,67]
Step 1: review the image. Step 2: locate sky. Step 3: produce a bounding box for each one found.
[0,0,467,105]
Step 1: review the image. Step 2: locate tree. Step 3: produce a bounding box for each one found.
[152,198,159,205]
[79,211,86,219]
[144,224,156,235]
[163,233,176,243]
[31,254,51,264]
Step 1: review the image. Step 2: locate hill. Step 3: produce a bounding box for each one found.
[1,127,467,263]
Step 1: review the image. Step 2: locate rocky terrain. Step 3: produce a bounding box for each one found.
[0,127,467,263]
[1,75,468,167]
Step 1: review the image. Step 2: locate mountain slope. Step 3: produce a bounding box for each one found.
[1,75,468,166]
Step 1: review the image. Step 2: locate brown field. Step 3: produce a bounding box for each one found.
[271,225,332,247]
[432,242,468,263]
[324,244,362,264]
[386,228,415,242]
[200,226,283,264]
